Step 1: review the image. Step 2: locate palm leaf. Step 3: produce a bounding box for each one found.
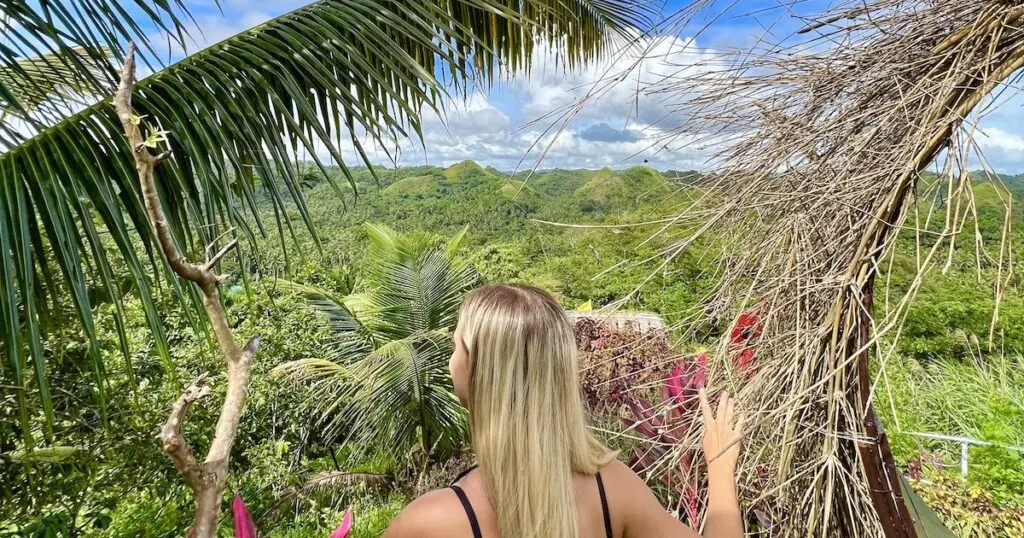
[278,224,482,457]
[0,1,197,140]
[338,332,466,456]
[275,279,375,354]
[0,47,114,119]
[0,0,651,434]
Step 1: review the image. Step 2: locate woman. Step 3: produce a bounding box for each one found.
[384,284,744,538]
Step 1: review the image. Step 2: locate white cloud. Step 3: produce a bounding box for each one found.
[316,33,722,172]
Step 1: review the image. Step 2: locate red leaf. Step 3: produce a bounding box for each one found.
[664,364,684,402]
[684,487,700,523]
[692,354,708,391]
[232,495,257,538]
[730,301,765,347]
[679,450,694,473]
[330,507,354,538]
[735,348,756,371]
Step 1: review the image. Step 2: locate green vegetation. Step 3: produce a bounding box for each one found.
[1,160,1021,536]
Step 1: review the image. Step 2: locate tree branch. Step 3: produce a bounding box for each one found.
[159,374,211,486]
[114,44,258,538]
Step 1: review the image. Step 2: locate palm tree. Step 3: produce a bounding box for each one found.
[273,224,478,460]
[0,0,650,438]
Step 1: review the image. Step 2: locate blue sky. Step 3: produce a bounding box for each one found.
[20,1,1024,172]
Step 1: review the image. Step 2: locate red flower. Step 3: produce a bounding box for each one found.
[232,495,257,538]
[729,307,764,347]
[330,507,354,538]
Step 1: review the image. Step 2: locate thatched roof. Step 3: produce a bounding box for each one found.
[611,1,1021,536]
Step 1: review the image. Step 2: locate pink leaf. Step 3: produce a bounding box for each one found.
[664,364,684,401]
[232,495,257,538]
[330,507,354,538]
[684,487,700,524]
[692,353,708,391]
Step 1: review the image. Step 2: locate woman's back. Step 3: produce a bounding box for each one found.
[382,284,744,538]
[447,466,614,538]
[386,462,633,538]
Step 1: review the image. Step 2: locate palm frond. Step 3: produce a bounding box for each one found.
[279,224,482,457]
[0,0,650,433]
[265,470,390,518]
[0,47,114,119]
[276,279,375,354]
[337,332,466,456]
[0,1,197,139]
[270,358,348,387]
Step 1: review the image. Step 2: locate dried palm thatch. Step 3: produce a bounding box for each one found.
[618,1,1020,536]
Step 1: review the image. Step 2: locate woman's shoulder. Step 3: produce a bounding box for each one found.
[599,458,650,492]
[596,459,666,521]
[382,487,469,538]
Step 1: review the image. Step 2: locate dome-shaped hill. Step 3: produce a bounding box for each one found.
[622,166,671,191]
[575,167,626,202]
[382,175,435,196]
[621,166,673,200]
[499,180,537,200]
[443,160,492,182]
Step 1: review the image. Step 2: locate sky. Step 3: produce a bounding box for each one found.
[13,0,1024,173]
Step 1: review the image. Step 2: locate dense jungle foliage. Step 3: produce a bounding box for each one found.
[2,161,1022,537]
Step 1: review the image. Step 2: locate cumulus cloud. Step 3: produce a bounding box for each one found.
[11,3,1024,174]
[326,33,721,172]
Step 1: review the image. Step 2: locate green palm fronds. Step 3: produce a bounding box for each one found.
[274,224,480,458]
[0,0,650,439]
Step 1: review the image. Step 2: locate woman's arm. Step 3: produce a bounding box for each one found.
[618,389,744,538]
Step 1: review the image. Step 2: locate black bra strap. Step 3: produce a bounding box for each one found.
[596,472,613,538]
[451,485,483,538]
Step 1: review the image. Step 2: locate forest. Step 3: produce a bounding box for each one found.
[3,161,1022,537]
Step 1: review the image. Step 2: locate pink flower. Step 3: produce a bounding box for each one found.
[330,507,354,538]
[232,495,257,538]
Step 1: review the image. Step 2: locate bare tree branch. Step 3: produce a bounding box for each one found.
[114,44,258,538]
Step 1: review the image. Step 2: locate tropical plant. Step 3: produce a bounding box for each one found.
[0,0,649,442]
[0,46,114,124]
[273,224,479,460]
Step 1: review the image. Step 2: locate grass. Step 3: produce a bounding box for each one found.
[265,492,408,538]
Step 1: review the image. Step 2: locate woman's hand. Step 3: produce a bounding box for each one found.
[699,388,744,477]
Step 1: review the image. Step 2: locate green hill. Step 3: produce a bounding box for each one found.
[443,160,492,182]
[499,180,537,200]
[382,174,435,196]
[576,167,626,202]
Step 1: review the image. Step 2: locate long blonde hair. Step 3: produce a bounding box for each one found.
[458,283,615,538]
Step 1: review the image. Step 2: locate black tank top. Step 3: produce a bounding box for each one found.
[449,466,614,538]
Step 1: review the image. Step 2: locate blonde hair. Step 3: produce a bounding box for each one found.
[458,283,616,538]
